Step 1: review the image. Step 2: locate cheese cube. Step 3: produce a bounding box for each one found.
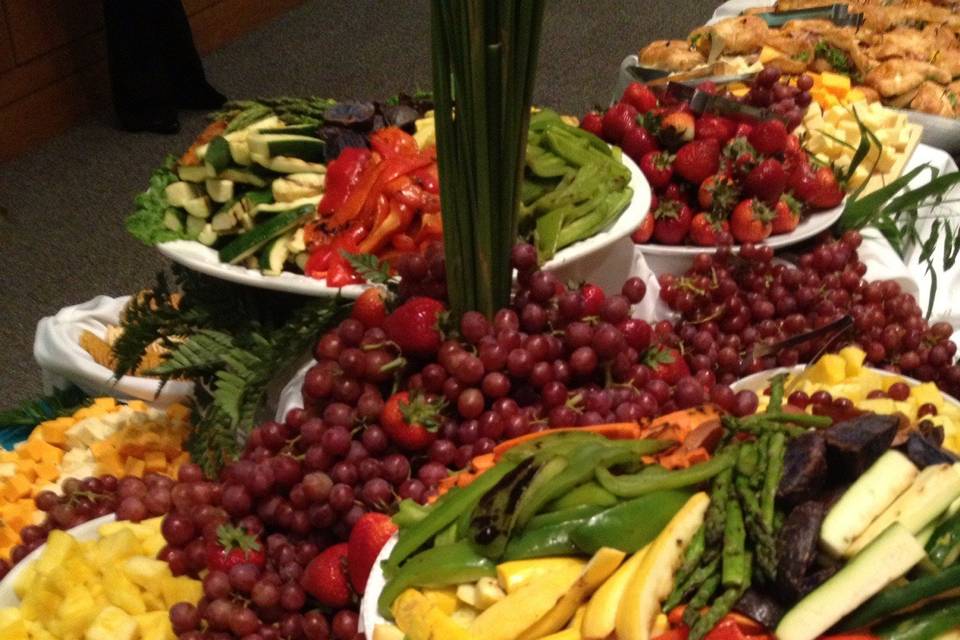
[876,146,897,173]
[759,46,785,63]
[847,166,869,189]
[846,88,866,103]
[822,71,851,97]
[895,128,911,151]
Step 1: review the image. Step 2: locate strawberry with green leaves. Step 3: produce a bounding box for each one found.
[690,212,730,246]
[744,157,787,204]
[697,174,740,215]
[772,194,802,234]
[206,524,265,572]
[639,151,675,190]
[383,296,445,358]
[302,542,352,608]
[731,198,774,243]
[382,390,445,451]
[645,345,690,385]
[652,199,693,245]
[674,139,720,185]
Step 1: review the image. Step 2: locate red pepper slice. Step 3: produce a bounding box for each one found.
[330,152,385,227]
[705,619,748,640]
[391,233,417,253]
[353,153,435,227]
[369,127,420,158]
[358,202,414,255]
[413,212,443,247]
[654,626,690,640]
[318,147,371,216]
[410,162,440,194]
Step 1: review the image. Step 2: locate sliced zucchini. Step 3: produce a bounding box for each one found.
[177,164,211,182]
[183,196,212,219]
[218,205,315,264]
[220,168,269,187]
[241,189,275,211]
[245,115,283,132]
[228,139,251,165]
[248,134,325,163]
[260,155,327,174]
[197,224,218,246]
[205,178,235,203]
[194,142,209,161]
[185,214,206,238]
[287,228,307,253]
[253,195,322,215]
[163,208,185,233]
[259,233,292,275]
[164,181,200,207]
[211,203,240,232]
[294,252,309,271]
[272,172,326,202]
[204,136,233,175]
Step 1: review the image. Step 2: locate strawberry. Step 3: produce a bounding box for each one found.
[695,115,737,145]
[352,287,387,328]
[730,198,774,243]
[601,102,638,143]
[639,151,675,189]
[206,524,265,572]
[787,158,816,196]
[302,542,352,608]
[697,174,740,215]
[674,139,720,185]
[690,213,730,246]
[653,199,693,245]
[580,283,606,316]
[734,122,754,139]
[347,513,398,593]
[580,111,603,137]
[744,157,787,204]
[632,212,655,244]
[622,83,659,113]
[382,390,444,451]
[384,296,445,358]
[772,194,802,234]
[621,126,660,164]
[644,345,690,385]
[723,137,758,178]
[659,111,696,149]
[748,118,789,155]
[661,182,690,204]
[804,166,845,209]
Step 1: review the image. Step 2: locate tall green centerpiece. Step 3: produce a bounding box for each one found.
[430,0,547,318]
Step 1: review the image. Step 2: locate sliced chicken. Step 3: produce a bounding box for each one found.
[865,59,953,96]
[638,39,706,71]
[690,15,770,57]
[908,80,958,116]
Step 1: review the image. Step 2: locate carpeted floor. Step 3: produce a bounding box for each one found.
[0,0,714,407]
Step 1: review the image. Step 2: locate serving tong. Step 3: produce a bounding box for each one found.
[664,81,786,122]
[756,4,864,28]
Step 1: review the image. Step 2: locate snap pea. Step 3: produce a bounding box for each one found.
[378,541,495,618]
[384,458,519,576]
[556,188,633,250]
[876,597,960,640]
[596,447,738,498]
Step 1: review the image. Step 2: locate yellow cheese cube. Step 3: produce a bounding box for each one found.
[847,166,869,189]
[759,46,786,63]
[846,88,866,103]
[85,605,139,640]
[822,71,851,97]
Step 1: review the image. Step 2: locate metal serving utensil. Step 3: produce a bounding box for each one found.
[665,81,785,122]
[756,4,861,27]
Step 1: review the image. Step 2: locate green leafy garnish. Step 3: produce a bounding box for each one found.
[125,155,188,246]
[814,41,852,75]
[792,50,810,62]
[341,251,395,285]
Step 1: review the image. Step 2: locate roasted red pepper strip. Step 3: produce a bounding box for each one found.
[330,152,385,227]
[654,626,691,640]
[414,212,443,247]
[704,620,748,640]
[318,147,371,216]
[391,233,416,253]
[410,161,439,194]
[369,127,420,158]
[354,154,435,227]
[358,202,414,255]
[304,225,367,280]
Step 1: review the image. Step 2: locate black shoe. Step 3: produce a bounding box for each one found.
[118,108,181,134]
[177,81,227,110]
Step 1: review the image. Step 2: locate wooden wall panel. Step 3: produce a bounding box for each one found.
[5,0,103,64]
[0,3,15,73]
[0,0,305,164]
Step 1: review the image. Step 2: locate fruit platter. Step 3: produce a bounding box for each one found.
[8,1,960,640]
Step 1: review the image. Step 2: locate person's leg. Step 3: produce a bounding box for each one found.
[157,0,226,110]
[102,0,180,133]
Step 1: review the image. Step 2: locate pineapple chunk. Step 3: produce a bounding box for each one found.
[13,563,38,599]
[56,586,98,636]
[911,382,945,410]
[96,529,143,565]
[24,620,57,640]
[0,608,21,627]
[34,530,79,576]
[103,567,147,615]
[160,576,203,610]
[19,588,61,621]
[857,398,898,415]
[839,346,866,375]
[141,533,166,558]
[85,605,138,640]
[808,354,847,384]
[122,556,172,590]
[135,611,175,640]
[0,617,26,640]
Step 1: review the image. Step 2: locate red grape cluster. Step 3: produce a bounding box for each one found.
[158,439,364,639]
[659,232,960,398]
[393,241,448,302]
[743,66,813,130]
[2,474,132,573]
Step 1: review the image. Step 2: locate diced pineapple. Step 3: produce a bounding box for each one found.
[840,347,866,375]
[0,608,21,627]
[24,619,57,640]
[857,398,898,415]
[96,529,142,565]
[0,616,26,640]
[34,530,80,575]
[103,567,147,615]
[135,611,174,640]
[13,563,38,600]
[160,576,203,610]
[56,586,98,636]
[18,588,60,621]
[808,354,847,384]
[141,533,166,558]
[911,382,945,410]
[85,605,138,640]
[122,556,172,590]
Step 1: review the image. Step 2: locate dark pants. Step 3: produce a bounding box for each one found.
[103,0,207,117]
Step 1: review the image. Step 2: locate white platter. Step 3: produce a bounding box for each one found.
[360,535,398,637]
[158,155,649,298]
[0,514,116,607]
[732,365,960,409]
